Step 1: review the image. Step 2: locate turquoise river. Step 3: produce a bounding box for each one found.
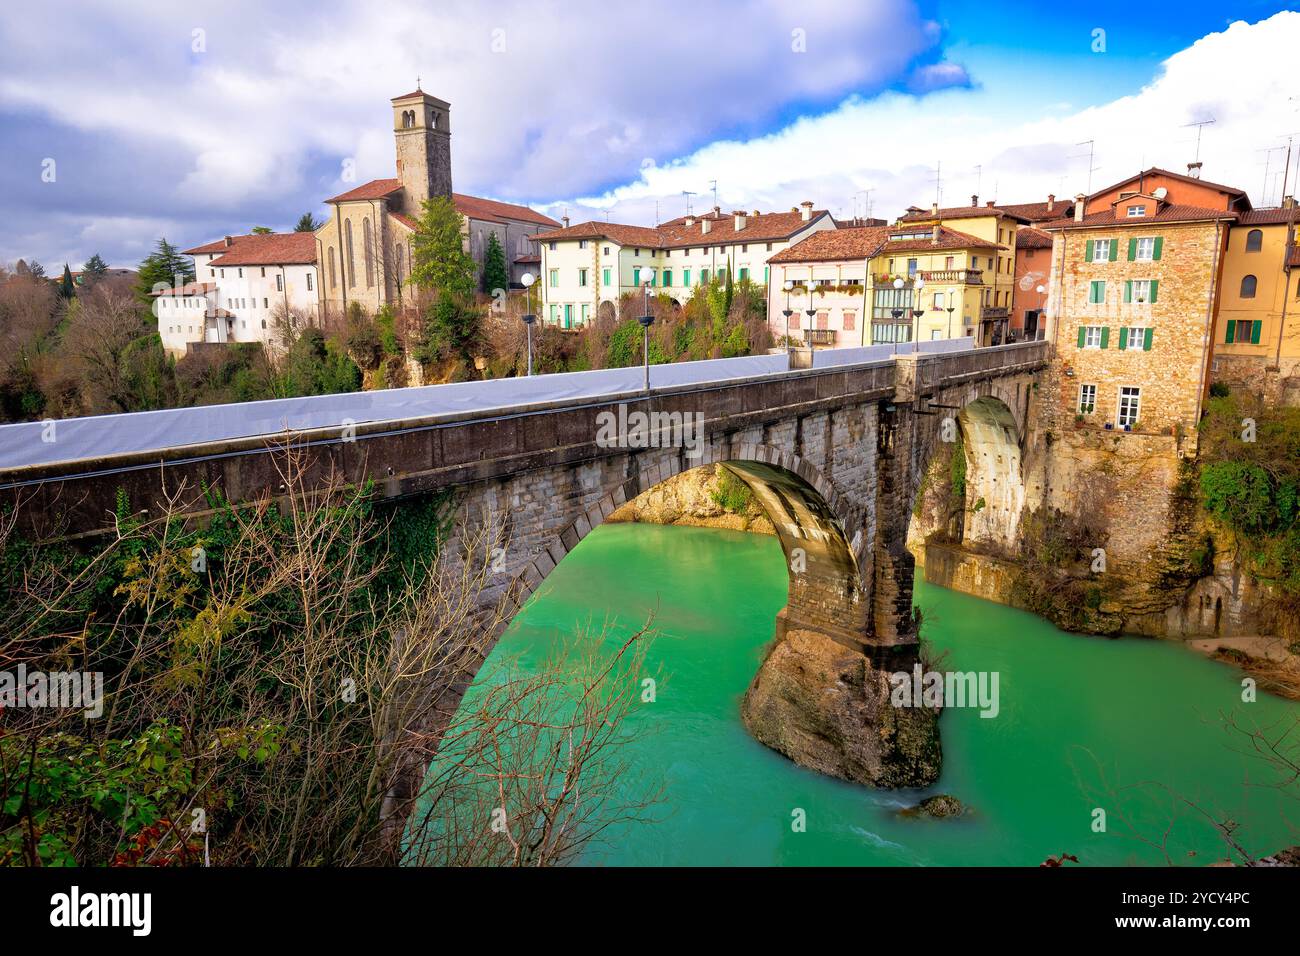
[452,522,1300,866]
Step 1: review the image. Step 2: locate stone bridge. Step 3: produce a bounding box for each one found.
[0,341,1048,669]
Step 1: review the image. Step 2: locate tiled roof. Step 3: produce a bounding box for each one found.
[767,226,894,263]
[184,238,241,255]
[1038,204,1238,230]
[769,224,999,264]
[454,193,560,228]
[1237,207,1300,225]
[205,233,317,266]
[326,178,402,203]
[898,204,1033,224]
[531,220,665,247]
[1091,166,1248,203]
[1015,227,1053,250]
[997,200,1074,222]
[150,281,216,297]
[658,209,830,248]
[389,212,419,231]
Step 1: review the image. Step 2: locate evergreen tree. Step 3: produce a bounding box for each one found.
[59,264,76,299]
[82,253,109,284]
[294,212,323,232]
[409,196,476,300]
[251,226,272,235]
[136,238,195,299]
[481,231,509,295]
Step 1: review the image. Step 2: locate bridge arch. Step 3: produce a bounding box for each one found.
[502,443,867,653]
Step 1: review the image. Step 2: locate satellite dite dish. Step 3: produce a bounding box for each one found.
[1152,187,1168,200]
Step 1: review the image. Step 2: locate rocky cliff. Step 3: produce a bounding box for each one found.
[607,463,775,535]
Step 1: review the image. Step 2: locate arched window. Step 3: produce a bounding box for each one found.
[363,217,375,288]
[345,220,356,288]
[1240,274,1257,299]
[394,243,405,288]
[1245,229,1263,252]
[401,110,413,129]
[328,247,337,288]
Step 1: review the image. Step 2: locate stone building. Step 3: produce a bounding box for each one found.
[1012,227,1052,341]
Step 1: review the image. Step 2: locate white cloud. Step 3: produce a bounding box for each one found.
[562,11,1300,226]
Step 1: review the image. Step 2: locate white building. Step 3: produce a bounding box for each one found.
[533,203,835,328]
[157,233,320,356]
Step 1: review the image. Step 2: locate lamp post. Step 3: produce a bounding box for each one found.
[891,276,905,353]
[782,279,795,365]
[1034,284,1047,340]
[639,273,655,392]
[519,272,537,376]
[946,305,956,340]
[911,277,925,352]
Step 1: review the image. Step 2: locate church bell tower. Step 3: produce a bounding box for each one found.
[391,87,452,217]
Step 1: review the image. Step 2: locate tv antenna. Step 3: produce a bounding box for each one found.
[682,190,696,216]
[1074,140,1100,195]
[709,179,718,210]
[1182,118,1216,163]
[1257,145,1287,206]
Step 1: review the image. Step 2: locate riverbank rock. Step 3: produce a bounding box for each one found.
[608,464,775,535]
[899,794,967,819]
[741,628,941,789]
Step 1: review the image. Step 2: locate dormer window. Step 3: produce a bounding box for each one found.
[1126,205,1146,217]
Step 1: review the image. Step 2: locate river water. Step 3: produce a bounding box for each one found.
[452,522,1300,866]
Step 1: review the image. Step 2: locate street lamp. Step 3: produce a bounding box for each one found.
[639,273,655,392]
[782,279,795,364]
[519,272,537,376]
[946,305,956,340]
[911,277,925,352]
[1035,284,1047,341]
[891,277,905,353]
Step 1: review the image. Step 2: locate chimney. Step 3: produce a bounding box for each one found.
[1187,161,1203,180]
[971,194,979,207]
[1047,193,1055,211]
[800,201,814,221]
[931,200,939,215]
[1282,195,1297,210]
[562,215,570,227]
[224,236,234,247]
[931,224,941,245]
[733,210,746,231]
[701,218,712,235]
[985,200,996,208]
[1073,194,1086,222]
[752,209,760,217]
[713,205,721,217]
[685,216,695,226]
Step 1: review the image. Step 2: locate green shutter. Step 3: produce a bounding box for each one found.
[1109,238,1119,261]
[1225,321,1235,344]
[1143,328,1153,351]
[1152,237,1163,260]
[1149,279,1158,303]
[1251,320,1262,344]
[1128,237,1138,261]
[1100,327,1110,349]
[1077,326,1086,348]
[1124,280,1133,303]
[1119,327,1129,350]
[1085,239,1094,261]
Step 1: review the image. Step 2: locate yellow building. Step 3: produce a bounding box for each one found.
[1211,203,1300,402]
[767,223,1005,347]
[895,199,1032,344]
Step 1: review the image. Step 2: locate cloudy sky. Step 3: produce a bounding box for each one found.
[2,1,1298,270]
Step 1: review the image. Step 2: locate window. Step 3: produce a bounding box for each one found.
[1078,384,1097,414]
[1122,327,1149,351]
[945,256,954,270]
[1134,237,1155,261]
[1240,274,1258,298]
[663,270,673,287]
[603,246,611,255]
[1089,280,1106,304]
[633,248,640,257]
[345,221,355,288]
[578,268,588,287]
[548,241,557,251]
[328,248,336,289]
[766,243,773,252]
[549,269,559,287]
[1225,319,1261,344]
[933,292,945,309]
[564,304,573,327]
[363,218,375,287]
[1245,229,1263,252]
[738,267,748,281]
[238,268,243,278]
[1125,279,1158,304]
[276,274,284,292]
[1118,387,1141,427]
[581,304,589,324]
[907,258,918,276]
[578,240,588,250]
[1126,205,1146,217]
[260,267,266,277]
[632,267,640,285]
[741,244,748,252]
[263,298,268,309]
[549,304,558,322]
[1091,239,1112,262]
[701,269,710,283]
[306,273,313,291]
[602,267,612,285]
[1081,326,1104,349]
[843,310,856,331]
[683,269,691,286]
[210,269,215,277]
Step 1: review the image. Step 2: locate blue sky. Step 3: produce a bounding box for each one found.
[1,1,1297,270]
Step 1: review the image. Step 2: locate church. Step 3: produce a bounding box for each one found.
[313,89,558,320]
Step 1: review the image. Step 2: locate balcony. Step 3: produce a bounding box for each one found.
[919,269,983,284]
[804,328,837,347]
